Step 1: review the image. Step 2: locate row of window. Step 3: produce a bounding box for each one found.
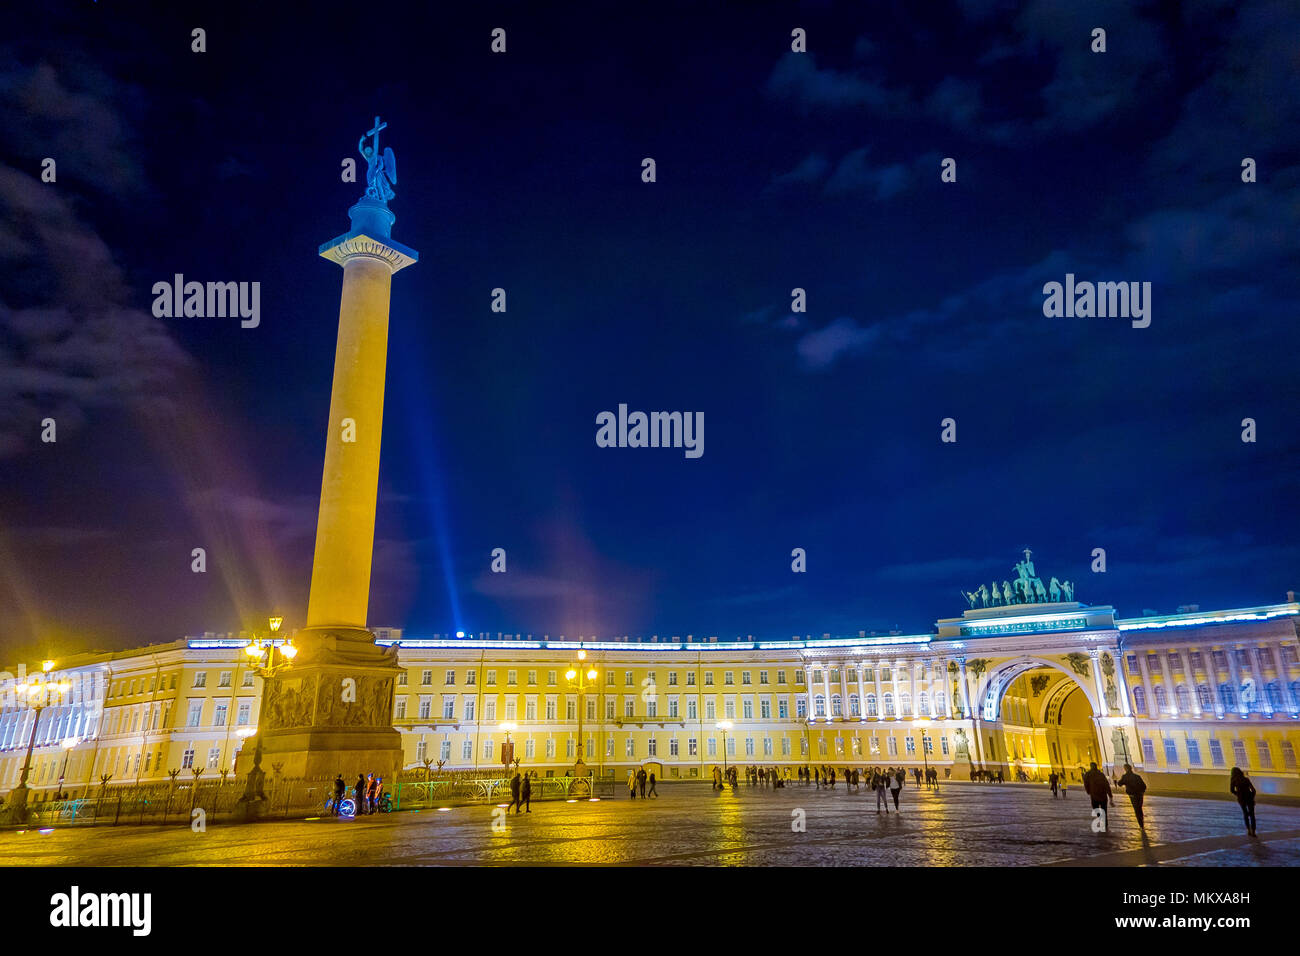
[1127,645,1298,679]
[397,667,810,688]
[395,694,810,722]
[1140,735,1297,771]
[1132,680,1300,716]
[410,731,949,764]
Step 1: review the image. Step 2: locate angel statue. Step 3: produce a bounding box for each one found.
[359,115,398,203]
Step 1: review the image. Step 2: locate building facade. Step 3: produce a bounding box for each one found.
[3,600,1298,799]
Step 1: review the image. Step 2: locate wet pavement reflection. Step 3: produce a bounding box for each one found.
[3,781,1298,867]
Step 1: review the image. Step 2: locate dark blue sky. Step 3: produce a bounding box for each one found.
[2,0,1298,657]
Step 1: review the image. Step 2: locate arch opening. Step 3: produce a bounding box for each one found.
[981,659,1101,783]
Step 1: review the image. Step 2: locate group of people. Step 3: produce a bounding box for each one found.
[627,767,658,798]
[743,765,788,788]
[332,773,386,816]
[1054,762,1261,838]
[507,771,533,813]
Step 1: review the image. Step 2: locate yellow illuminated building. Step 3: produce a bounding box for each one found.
[3,601,1298,800]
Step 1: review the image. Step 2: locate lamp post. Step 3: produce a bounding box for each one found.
[565,650,599,777]
[499,720,518,777]
[9,660,72,822]
[58,736,79,799]
[233,616,296,821]
[916,717,931,784]
[716,720,733,775]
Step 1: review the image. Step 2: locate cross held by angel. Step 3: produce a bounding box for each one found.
[359,115,398,203]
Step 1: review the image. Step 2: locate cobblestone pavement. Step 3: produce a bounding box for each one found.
[3,781,1298,866]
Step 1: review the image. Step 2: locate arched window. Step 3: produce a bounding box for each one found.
[865,693,878,717]
[1219,683,1236,711]
[849,693,860,717]
[899,692,912,716]
[814,695,826,718]
[1196,684,1212,709]
[1133,686,1147,714]
[831,694,843,717]
[1266,682,1284,711]
[883,692,896,717]
[1291,681,1300,710]
[1154,686,1168,713]
[1175,685,1192,713]
[918,691,930,715]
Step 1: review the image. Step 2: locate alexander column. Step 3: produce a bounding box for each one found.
[258,118,416,783]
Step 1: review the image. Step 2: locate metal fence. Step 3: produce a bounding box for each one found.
[0,776,336,828]
[1,772,617,827]
[393,774,616,809]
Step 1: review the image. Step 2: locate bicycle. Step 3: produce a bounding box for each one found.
[324,794,357,818]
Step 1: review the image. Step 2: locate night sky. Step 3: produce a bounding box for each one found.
[3,0,1298,658]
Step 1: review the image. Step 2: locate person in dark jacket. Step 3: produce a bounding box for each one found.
[1230,767,1256,836]
[637,767,647,798]
[1082,762,1113,831]
[508,772,522,813]
[647,771,658,797]
[1048,771,1059,798]
[1116,763,1147,829]
[332,774,346,816]
[520,772,531,813]
[353,774,366,815]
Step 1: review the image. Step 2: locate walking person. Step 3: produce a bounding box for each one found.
[637,767,647,798]
[628,770,637,799]
[891,767,904,811]
[520,772,531,813]
[1230,767,1257,837]
[508,771,522,813]
[874,770,890,814]
[1082,761,1112,832]
[648,771,658,797]
[1116,763,1147,830]
[1049,771,1059,798]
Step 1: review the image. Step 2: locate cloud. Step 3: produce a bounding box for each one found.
[766,53,907,114]
[769,153,830,188]
[0,58,144,197]
[795,317,881,370]
[0,58,192,459]
[823,147,938,200]
[0,174,193,455]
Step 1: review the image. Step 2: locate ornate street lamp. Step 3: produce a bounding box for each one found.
[716,720,733,775]
[232,616,296,821]
[57,736,79,799]
[9,660,72,822]
[565,649,599,778]
[499,720,517,774]
[916,717,932,784]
